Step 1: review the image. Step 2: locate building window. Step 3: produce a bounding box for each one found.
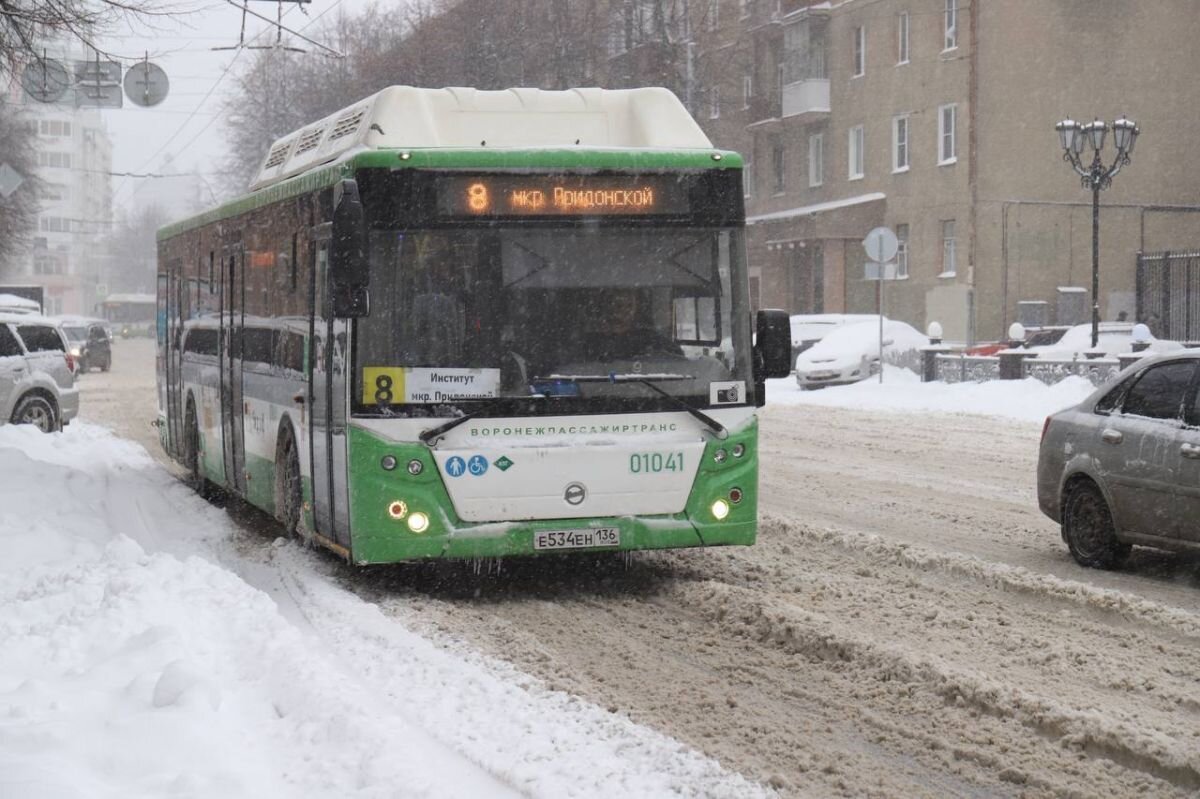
[852,25,865,77]
[895,223,909,278]
[36,151,71,168]
[892,115,909,172]
[39,216,71,233]
[897,11,909,64]
[707,0,719,29]
[743,155,755,198]
[941,220,957,276]
[37,120,71,137]
[708,87,720,119]
[944,0,957,51]
[938,103,957,164]
[808,132,824,187]
[848,125,864,180]
[740,0,752,19]
[772,136,786,193]
[743,74,753,108]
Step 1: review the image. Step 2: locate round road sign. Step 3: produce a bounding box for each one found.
[862,226,899,264]
[21,59,70,103]
[124,62,170,107]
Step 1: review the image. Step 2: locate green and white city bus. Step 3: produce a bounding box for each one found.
[156,86,792,564]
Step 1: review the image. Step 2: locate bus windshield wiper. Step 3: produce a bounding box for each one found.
[536,373,728,440]
[419,396,539,446]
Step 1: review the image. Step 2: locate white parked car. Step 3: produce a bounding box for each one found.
[0,312,80,432]
[789,313,878,363]
[795,319,928,389]
[1026,322,1181,360]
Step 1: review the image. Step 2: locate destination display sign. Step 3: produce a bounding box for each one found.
[436,174,690,218]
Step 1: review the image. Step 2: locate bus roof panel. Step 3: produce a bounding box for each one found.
[249,86,714,191]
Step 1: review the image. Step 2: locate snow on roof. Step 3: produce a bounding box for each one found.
[746,192,886,224]
[249,86,714,191]
[0,293,40,312]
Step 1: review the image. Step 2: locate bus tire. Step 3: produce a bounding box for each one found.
[184,400,218,500]
[11,393,58,432]
[275,425,303,538]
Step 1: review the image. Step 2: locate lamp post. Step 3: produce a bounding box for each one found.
[1054,116,1140,348]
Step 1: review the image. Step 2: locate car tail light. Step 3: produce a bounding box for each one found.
[1041,416,1052,444]
[64,352,75,372]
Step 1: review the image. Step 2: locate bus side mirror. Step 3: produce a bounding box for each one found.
[753,308,792,383]
[331,178,370,318]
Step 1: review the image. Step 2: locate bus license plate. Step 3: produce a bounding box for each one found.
[533,528,620,551]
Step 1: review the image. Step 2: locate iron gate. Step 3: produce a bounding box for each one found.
[1136,250,1200,342]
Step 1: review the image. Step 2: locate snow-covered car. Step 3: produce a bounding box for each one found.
[788,313,878,363]
[1027,322,1181,360]
[1038,351,1200,568]
[0,312,80,431]
[794,319,928,389]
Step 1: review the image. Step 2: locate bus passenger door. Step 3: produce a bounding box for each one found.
[165,263,184,458]
[309,229,336,539]
[221,244,247,495]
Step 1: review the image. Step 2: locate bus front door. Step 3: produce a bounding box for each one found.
[221,244,247,495]
[308,232,351,546]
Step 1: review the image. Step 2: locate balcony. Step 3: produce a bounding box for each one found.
[782,78,830,120]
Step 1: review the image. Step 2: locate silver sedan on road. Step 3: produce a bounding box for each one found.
[1038,351,1200,568]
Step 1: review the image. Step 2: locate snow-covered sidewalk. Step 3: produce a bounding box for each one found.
[0,423,770,799]
[768,367,1096,423]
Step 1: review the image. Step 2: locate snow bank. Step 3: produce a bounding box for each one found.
[0,423,770,799]
[768,367,1096,424]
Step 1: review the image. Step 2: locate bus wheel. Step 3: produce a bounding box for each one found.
[276,428,303,537]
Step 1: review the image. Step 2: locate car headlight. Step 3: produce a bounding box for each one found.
[69,347,81,357]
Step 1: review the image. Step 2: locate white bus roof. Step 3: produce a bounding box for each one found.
[249,86,714,192]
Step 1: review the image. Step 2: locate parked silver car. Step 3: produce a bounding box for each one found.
[0,312,80,432]
[1037,351,1200,568]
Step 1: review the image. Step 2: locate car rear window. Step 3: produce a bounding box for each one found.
[16,325,65,353]
[183,328,219,357]
[63,326,87,342]
[1122,361,1196,420]
[0,325,22,357]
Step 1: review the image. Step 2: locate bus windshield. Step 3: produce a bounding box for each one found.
[354,225,752,414]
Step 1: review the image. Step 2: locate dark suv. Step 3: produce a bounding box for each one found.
[60,320,112,373]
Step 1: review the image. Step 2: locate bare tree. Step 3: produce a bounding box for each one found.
[0,99,41,279]
[0,0,185,74]
[104,204,170,292]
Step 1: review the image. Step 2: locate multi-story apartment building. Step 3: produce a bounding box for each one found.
[715,0,1200,342]
[5,41,114,316]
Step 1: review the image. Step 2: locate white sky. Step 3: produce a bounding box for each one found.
[94,0,374,212]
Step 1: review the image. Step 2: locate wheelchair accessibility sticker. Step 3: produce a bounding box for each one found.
[445,454,490,477]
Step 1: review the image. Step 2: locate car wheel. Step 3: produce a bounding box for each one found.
[11,394,58,433]
[100,358,110,372]
[275,428,303,538]
[1062,481,1131,569]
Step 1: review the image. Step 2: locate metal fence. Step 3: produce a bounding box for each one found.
[1137,250,1200,342]
[930,351,1120,387]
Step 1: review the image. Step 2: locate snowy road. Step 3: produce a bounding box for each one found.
[75,341,1200,797]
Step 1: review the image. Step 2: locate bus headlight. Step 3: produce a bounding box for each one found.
[710,499,730,520]
[407,511,430,534]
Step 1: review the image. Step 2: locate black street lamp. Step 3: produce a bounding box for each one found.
[1054,116,1140,348]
